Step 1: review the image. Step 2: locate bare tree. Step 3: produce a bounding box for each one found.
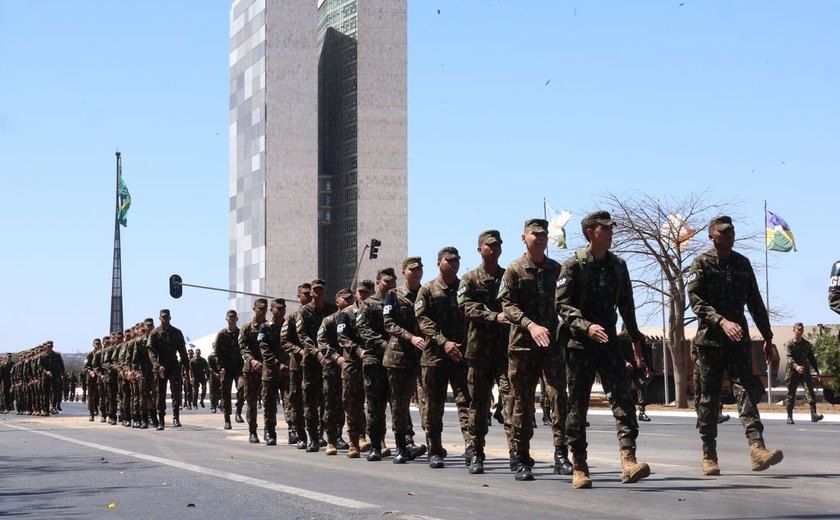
[596,190,757,408]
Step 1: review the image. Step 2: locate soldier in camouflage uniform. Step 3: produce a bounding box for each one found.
[282,284,313,449]
[133,318,155,429]
[688,215,782,476]
[458,230,514,475]
[384,257,429,464]
[318,288,353,455]
[555,211,650,488]
[208,351,221,413]
[338,282,373,458]
[297,279,339,452]
[83,339,101,421]
[416,246,473,469]
[784,322,823,424]
[240,299,269,444]
[356,268,398,461]
[260,298,291,446]
[501,219,571,482]
[148,309,190,429]
[213,310,241,430]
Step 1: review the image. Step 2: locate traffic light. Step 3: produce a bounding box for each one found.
[169,274,183,299]
[369,238,381,260]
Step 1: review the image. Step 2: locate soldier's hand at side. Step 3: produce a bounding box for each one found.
[495,313,510,325]
[278,364,289,376]
[157,366,166,378]
[720,319,743,342]
[796,365,805,375]
[337,356,346,368]
[411,336,425,350]
[250,359,262,371]
[625,361,633,371]
[317,352,326,366]
[444,341,463,362]
[762,340,778,364]
[219,368,225,382]
[587,324,609,344]
[632,341,643,369]
[527,323,551,348]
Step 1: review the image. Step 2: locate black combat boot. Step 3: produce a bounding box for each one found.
[224,414,232,430]
[811,404,824,423]
[336,436,349,450]
[156,412,165,431]
[554,445,573,475]
[132,414,141,428]
[638,406,651,422]
[428,437,444,469]
[463,444,475,467]
[405,434,426,461]
[786,409,795,425]
[235,404,245,423]
[392,433,408,464]
[248,430,260,443]
[469,447,485,475]
[140,413,149,429]
[265,430,277,446]
[172,409,182,428]
[150,412,159,428]
[365,433,381,461]
[514,451,534,481]
[288,429,299,444]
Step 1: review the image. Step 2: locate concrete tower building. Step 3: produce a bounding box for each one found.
[229,0,406,317]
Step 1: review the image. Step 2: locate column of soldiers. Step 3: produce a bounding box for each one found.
[8,212,803,488]
[3,342,65,415]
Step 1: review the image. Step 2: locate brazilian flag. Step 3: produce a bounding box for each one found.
[765,210,796,252]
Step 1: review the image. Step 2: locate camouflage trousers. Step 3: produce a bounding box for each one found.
[302,362,324,441]
[342,360,366,439]
[130,375,150,417]
[192,380,207,406]
[628,366,649,407]
[119,377,131,418]
[785,371,817,409]
[242,372,262,433]
[220,375,236,415]
[209,377,221,410]
[285,369,306,440]
[260,376,280,433]
[387,366,420,437]
[106,374,119,418]
[566,341,637,455]
[509,349,568,455]
[155,368,182,414]
[322,361,344,443]
[363,363,389,442]
[468,358,513,450]
[90,376,103,417]
[422,362,472,444]
[695,342,764,449]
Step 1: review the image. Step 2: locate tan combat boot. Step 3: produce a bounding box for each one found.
[750,442,783,471]
[620,446,651,484]
[359,435,371,452]
[325,442,338,456]
[571,452,592,489]
[347,436,361,459]
[701,447,720,476]
[380,439,391,458]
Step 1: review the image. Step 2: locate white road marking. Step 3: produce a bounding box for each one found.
[5,423,375,510]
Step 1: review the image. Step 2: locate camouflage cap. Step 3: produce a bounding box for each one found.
[311,278,327,289]
[437,246,461,261]
[358,279,375,292]
[402,256,423,270]
[159,308,171,316]
[524,218,549,234]
[271,298,286,308]
[253,298,268,308]
[377,267,397,281]
[478,229,502,245]
[336,287,353,298]
[581,211,616,233]
[708,215,734,232]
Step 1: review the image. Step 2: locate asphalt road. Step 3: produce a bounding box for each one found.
[2,402,839,519]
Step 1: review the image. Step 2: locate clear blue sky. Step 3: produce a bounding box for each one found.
[2,1,838,353]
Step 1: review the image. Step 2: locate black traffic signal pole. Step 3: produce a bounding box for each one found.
[350,243,371,293]
[169,274,293,301]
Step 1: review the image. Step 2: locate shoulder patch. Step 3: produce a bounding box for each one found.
[557,276,568,287]
[414,299,425,311]
[457,286,467,296]
[337,323,346,334]
[383,304,392,315]
[686,271,698,285]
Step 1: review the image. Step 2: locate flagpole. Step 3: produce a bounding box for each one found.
[657,202,671,405]
[764,200,772,404]
[109,152,124,334]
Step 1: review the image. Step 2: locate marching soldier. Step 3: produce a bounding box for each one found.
[148,309,190,429]
[784,322,823,424]
[213,310,242,430]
